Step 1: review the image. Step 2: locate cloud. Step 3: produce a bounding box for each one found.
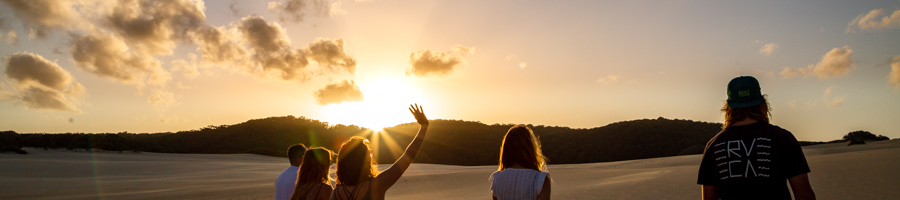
[847,9,900,32]
[313,80,363,105]
[236,16,291,53]
[171,54,200,79]
[786,100,817,110]
[103,0,207,55]
[306,38,356,73]
[781,46,854,79]
[148,88,174,109]
[189,25,251,70]
[787,86,846,109]
[69,33,169,86]
[5,30,16,45]
[268,0,334,23]
[229,1,243,17]
[235,16,355,81]
[407,45,474,77]
[596,75,621,84]
[823,86,846,108]
[759,43,778,55]
[889,56,900,90]
[3,52,84,112]
[329,2,347,16]
[0,0,83,38]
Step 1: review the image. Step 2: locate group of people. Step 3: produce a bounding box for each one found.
[272,76,816,200]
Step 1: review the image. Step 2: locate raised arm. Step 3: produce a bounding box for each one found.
[375,104,429,190]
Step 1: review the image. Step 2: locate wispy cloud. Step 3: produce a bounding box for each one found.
[314,80,363,105]
[268,0,338,23]
[781,46,855,79]
[4,30,16,45]
[2,52,84,112]
[787,86,847,109]
[759,43,778,55]
[407,45,474,77]
[889,56,900,91]
[596,75,621,84]
[847,9,900,33]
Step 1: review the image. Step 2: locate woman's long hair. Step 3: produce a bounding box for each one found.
[290,148,334,200]
[498,125,547,172]
[721,96,771,128]
[334,136,378,186]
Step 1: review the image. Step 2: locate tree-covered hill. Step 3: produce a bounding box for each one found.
[5,116,725,165]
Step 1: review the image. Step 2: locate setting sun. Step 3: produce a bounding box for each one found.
[318,78,429,130]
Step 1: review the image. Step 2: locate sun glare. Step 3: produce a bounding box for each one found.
[319,78,428,131]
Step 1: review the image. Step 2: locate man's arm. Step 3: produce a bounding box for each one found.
[701,185,717,200]
[789,173,816,200]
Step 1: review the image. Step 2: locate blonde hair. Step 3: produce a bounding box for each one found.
[290,148,334,200]
[721,96,771,128]
[498,125,548,172]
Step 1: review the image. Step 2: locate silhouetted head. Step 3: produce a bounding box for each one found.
[498,125,547,172]
[291,147,334,200]
[288,144,308,166]
[722,76,771,128]
[335,136,377,186]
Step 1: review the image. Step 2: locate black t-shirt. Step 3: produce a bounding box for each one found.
[697,122,810,200]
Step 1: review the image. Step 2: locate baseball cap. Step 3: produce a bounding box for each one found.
[727,76,764,108]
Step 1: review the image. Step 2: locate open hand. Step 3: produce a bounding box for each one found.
[409,104,429,126]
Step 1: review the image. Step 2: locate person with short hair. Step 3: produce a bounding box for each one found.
[330,104,429,200]
[290,147,334,200]
[697,76,816,200]
[276,144,308,200]
[489,125,551,200]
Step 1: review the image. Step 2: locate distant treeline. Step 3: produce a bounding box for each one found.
[1,116,888,165]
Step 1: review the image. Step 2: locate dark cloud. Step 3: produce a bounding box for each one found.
[781,46,854,79]
[268,0,332,23]
[189,25,251,69]
[0,0,80,38]
[306,38,356,73]
[236,16,354,81]
[236,16,291,53]
[104,0,207,55]
[3,52,83,112]
[313,80,363,105]
[407,45,474,77]
[69,33,169,86]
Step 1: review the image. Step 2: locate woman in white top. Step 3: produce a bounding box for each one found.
[489,125,551,200]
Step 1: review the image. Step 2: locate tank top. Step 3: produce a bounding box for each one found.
[489,168,549,200]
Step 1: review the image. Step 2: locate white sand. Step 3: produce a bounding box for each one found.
[2,140,898,200]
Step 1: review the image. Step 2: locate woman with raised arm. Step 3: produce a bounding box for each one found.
[330,104,429,200]
[290,147,335,200]
[489,125,551,200]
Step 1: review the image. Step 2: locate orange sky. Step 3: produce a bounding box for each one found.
[1,0,899,141]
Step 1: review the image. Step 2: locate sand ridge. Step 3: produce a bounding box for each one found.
[2,140,898,199]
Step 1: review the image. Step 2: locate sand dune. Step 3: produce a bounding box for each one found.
[2,140,898,199]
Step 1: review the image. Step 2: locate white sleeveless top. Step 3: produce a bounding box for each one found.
[489,168,549,200]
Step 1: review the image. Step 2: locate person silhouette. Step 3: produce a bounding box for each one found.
[329,104,429,200]
[489,125,551,200]
[277,144,308,200]
[290,147,335,200]
[697,76,816,200]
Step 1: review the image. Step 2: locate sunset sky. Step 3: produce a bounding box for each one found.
[1,0,898,141]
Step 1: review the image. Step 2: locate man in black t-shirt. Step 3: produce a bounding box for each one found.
[697,76,816,200]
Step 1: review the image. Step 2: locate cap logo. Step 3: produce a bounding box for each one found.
[739,90,750,97]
